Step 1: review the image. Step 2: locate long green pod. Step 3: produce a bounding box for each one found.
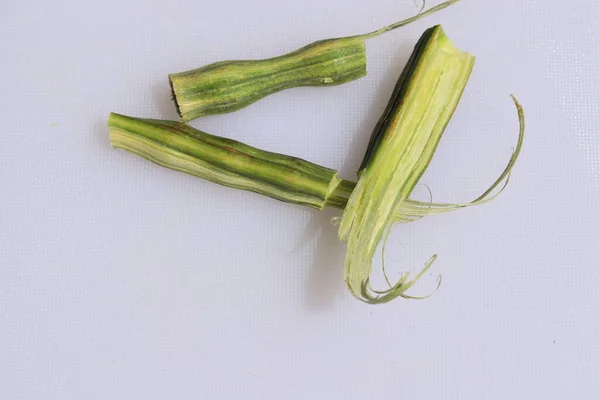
[108,113,342,210]
[339,25,477,304]
[169,0,461,121]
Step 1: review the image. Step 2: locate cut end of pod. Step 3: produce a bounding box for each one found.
[168,75,184,120]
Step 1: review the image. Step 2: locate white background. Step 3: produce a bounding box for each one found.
[1,0,599,398]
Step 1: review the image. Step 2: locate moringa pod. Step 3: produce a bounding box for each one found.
[168,0,461,121]
[108,112,342,210]
[338,22,525,304]
[339,24,477,304]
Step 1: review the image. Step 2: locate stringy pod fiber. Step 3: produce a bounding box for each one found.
[338,25,524,303]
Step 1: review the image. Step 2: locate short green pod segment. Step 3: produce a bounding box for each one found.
[339,24,524,304]
[168,1,461,121]
[339,25,477,304]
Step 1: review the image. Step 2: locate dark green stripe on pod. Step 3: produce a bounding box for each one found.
[169,37,367,122]
[108,113,342,209]
[357,26,437,175]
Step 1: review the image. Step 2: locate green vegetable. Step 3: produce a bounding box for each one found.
[337,25,523,304]
[168,0,461,121]
[108,112,341,210]
[110,24,525,305]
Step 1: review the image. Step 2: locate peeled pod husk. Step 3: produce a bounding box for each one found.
[338,25,524,304]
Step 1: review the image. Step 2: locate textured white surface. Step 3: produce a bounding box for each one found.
[1,0,599,398]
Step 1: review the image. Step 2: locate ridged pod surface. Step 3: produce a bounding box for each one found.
[168,0,462,121]
[109,113,341,210]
